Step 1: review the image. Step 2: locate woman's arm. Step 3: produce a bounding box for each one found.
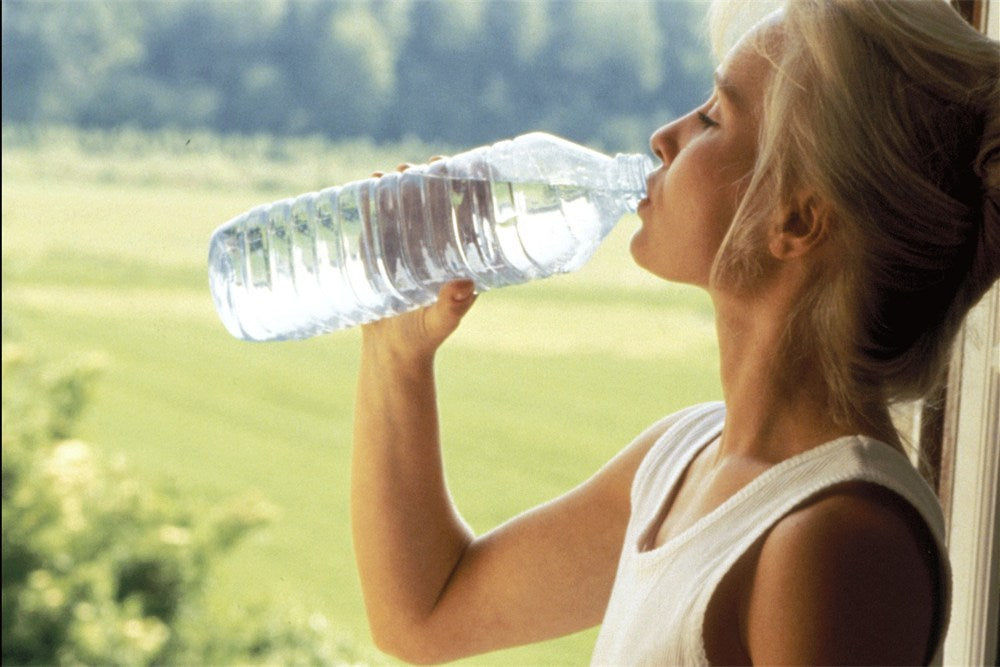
[351,280,660,664]
[744,483,937,665]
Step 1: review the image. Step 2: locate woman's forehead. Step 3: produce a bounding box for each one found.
[717,39,776,115]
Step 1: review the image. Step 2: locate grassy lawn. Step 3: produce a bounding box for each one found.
[2,129,721,665]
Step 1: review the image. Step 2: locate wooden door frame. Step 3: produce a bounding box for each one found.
[933,4,999,666]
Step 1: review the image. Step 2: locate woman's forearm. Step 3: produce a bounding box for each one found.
[350,323,474,657]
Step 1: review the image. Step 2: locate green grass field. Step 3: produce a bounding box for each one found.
[2,128,722,665]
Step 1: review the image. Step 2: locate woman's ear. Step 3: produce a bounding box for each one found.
[768,193,833,260]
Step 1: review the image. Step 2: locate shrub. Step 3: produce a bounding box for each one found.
[1,341,371,665]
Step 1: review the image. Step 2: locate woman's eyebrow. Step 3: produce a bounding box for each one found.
[714,71,745,110]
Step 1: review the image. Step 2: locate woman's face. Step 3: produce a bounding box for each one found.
[631,35,773,288]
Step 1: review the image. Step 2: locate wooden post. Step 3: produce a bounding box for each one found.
[939,5,999,666]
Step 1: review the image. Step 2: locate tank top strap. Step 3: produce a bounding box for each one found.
[717,436,947,553]
[628,402,725,533]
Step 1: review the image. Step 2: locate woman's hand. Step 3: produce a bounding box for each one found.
[360,278,478,365]
[362,160,477,365]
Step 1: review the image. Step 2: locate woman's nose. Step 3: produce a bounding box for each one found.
[649,118,682,165]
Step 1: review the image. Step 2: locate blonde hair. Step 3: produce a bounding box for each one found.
[709,0,1000,425]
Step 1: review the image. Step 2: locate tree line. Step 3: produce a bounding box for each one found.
[2,0,715,151]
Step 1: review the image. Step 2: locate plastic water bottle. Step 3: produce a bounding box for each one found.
[208,132,653,341]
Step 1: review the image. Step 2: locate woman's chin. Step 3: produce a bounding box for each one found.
[628,229,647,265]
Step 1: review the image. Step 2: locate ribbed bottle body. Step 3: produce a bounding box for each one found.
[208,133,652,341]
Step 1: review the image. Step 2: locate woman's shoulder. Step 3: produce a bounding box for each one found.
[744,477,940,665]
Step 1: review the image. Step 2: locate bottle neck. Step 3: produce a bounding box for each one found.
[614,153,654,212]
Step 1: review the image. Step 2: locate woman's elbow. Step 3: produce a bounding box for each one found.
[369,618,458,665]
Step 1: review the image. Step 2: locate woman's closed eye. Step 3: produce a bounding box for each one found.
[697,111,719,128]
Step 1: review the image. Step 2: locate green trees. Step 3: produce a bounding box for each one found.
[1,0,713,150]
[0,340,369,665]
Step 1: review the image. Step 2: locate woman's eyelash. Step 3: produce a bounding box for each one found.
[697,111,719,128]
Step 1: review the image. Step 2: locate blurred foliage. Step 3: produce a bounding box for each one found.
[0,336,374,664]
[1,0,714,151]
[1,123,448,195]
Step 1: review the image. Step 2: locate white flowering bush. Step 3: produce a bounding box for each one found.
[1,342,370,665]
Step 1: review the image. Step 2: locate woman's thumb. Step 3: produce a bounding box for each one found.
[443,279,477,314]
[426,280,477,334]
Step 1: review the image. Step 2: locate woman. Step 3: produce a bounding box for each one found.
[351,0,1000,664]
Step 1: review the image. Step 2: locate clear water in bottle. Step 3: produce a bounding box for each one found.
[208,133,653,341]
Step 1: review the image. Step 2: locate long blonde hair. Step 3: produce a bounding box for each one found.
[710,0,1000,424]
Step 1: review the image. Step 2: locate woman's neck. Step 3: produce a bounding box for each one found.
[710,289,900,463]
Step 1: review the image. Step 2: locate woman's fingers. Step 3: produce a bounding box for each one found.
[372,157,444,178]
[373,162,413,177]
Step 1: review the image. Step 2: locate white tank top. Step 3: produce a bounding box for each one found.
[591,402,951,666]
